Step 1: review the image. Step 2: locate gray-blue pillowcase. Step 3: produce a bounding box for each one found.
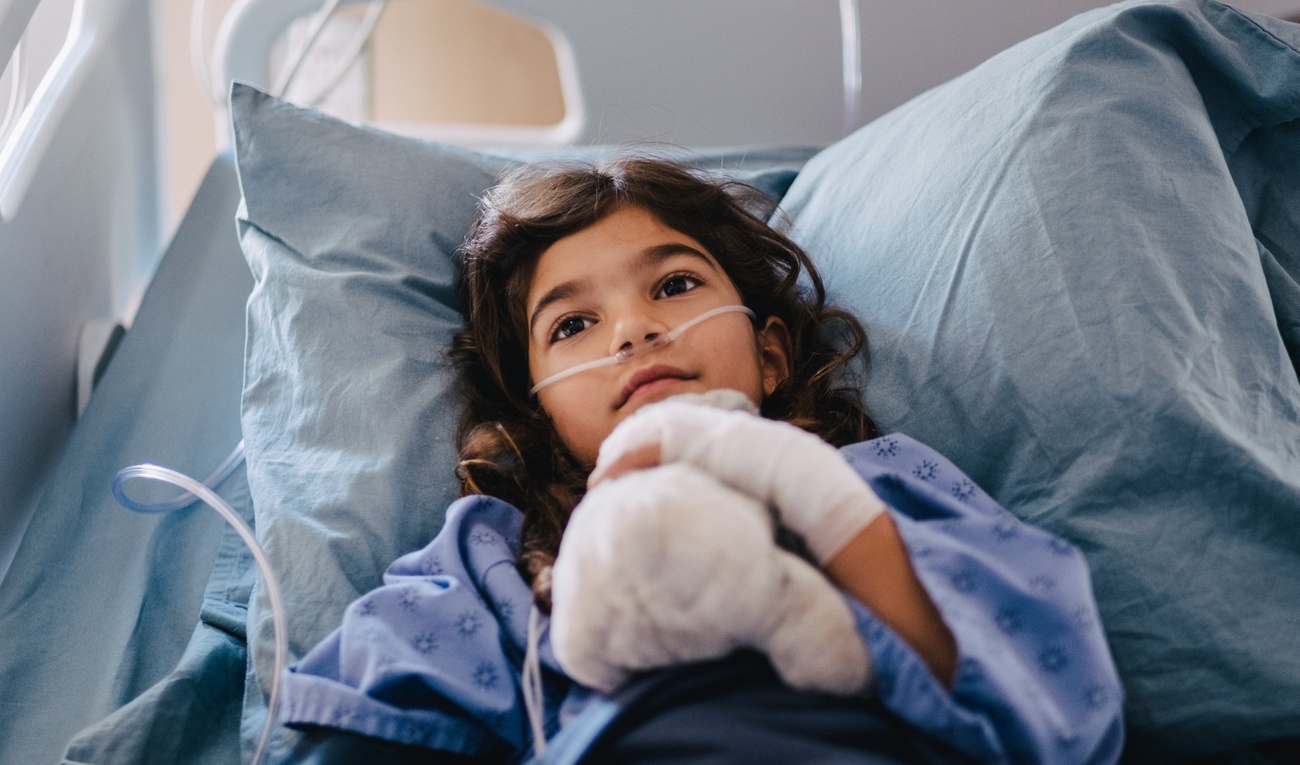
[779,0,1300,757]
[234,81,505,720]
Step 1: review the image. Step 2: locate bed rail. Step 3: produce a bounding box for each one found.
[0,0,41,78]
[0,0,161,580]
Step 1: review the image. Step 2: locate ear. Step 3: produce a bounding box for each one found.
[757,316,792,397]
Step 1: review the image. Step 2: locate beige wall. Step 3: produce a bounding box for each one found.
[371,1,562,125]
[159,0,562,228]
[158,0,228,230]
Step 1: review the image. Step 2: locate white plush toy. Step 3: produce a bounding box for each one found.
[549,390,881,697]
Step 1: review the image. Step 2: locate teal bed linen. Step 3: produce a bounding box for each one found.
[0,156,253,765]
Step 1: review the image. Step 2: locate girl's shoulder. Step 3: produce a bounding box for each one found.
[839,434,1005,519]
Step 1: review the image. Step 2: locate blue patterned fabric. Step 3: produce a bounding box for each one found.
[843,436,1124,762]
[280,497,578,761]
[279,434,1123,765]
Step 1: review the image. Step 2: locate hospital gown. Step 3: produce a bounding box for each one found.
[279,433,1125,763]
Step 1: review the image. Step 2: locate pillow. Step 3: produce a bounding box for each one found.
[778,0,1300,758]
[233,82,505,738]
[230,81,815,744]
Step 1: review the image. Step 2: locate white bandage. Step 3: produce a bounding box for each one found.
[597,390,887,563]
[550,463,871,696]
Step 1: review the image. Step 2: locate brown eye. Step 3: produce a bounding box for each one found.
[656,273,701,299]
[551,315,593,342]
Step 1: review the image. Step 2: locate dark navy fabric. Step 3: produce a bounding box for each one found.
[545,652,948,765]
[280,434,1123,765]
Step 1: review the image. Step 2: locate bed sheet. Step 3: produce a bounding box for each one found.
[0,154,253,765]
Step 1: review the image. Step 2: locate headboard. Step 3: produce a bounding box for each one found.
[0,0,161,573]
[212,0,860,148]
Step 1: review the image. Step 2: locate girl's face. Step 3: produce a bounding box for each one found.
[525,205,790,467]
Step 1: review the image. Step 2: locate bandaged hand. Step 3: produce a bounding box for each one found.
[550,463,872,696]
[592,390,887,564]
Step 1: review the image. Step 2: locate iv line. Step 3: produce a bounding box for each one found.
[529,304,757,396]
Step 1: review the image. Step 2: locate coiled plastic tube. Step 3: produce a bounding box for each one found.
[113,447,286,765]
[114,441,248,515]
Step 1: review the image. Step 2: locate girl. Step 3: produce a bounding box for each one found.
[280,156,1124,764]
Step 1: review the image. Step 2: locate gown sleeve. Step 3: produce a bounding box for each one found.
[839,434,1125,764]
[277,495,566,762]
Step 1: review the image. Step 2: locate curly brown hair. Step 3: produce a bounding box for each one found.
[449,154,876,609]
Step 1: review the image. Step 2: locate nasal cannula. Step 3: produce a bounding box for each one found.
[529,304,757,395]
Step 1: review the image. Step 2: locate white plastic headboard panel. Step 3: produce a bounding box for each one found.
[0,0,161,570]
[0,0,43,74]
[492,0,846,146]
[214,0,848,147]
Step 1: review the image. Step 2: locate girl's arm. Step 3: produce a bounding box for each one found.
[824,512,958,686]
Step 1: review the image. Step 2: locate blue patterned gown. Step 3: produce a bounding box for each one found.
[279,434,1124,763]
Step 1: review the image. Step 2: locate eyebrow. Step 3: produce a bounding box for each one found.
[528,279,589,337]
[527,243,718,338]
[643,243,715,270]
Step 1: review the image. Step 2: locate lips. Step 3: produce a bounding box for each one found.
[616,364,694,409]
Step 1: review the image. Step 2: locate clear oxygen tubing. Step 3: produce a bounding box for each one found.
[523,605,548,757]
[191,0,385,107]
[838,0,862,136]
[272,0,388,106]
[116,440,247,514]
[270,0,343,96]
[113,447,287,765]
[529,304,757,396]
[295,2,386,108]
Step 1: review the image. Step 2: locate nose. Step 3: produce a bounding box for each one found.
[608,308,669,357]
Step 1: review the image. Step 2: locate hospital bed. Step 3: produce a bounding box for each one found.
[1,0,1298,763]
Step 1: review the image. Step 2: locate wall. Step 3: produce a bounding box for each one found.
[857,0,1300,124]
[159,0,1300,232]
[159,0,561,231]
